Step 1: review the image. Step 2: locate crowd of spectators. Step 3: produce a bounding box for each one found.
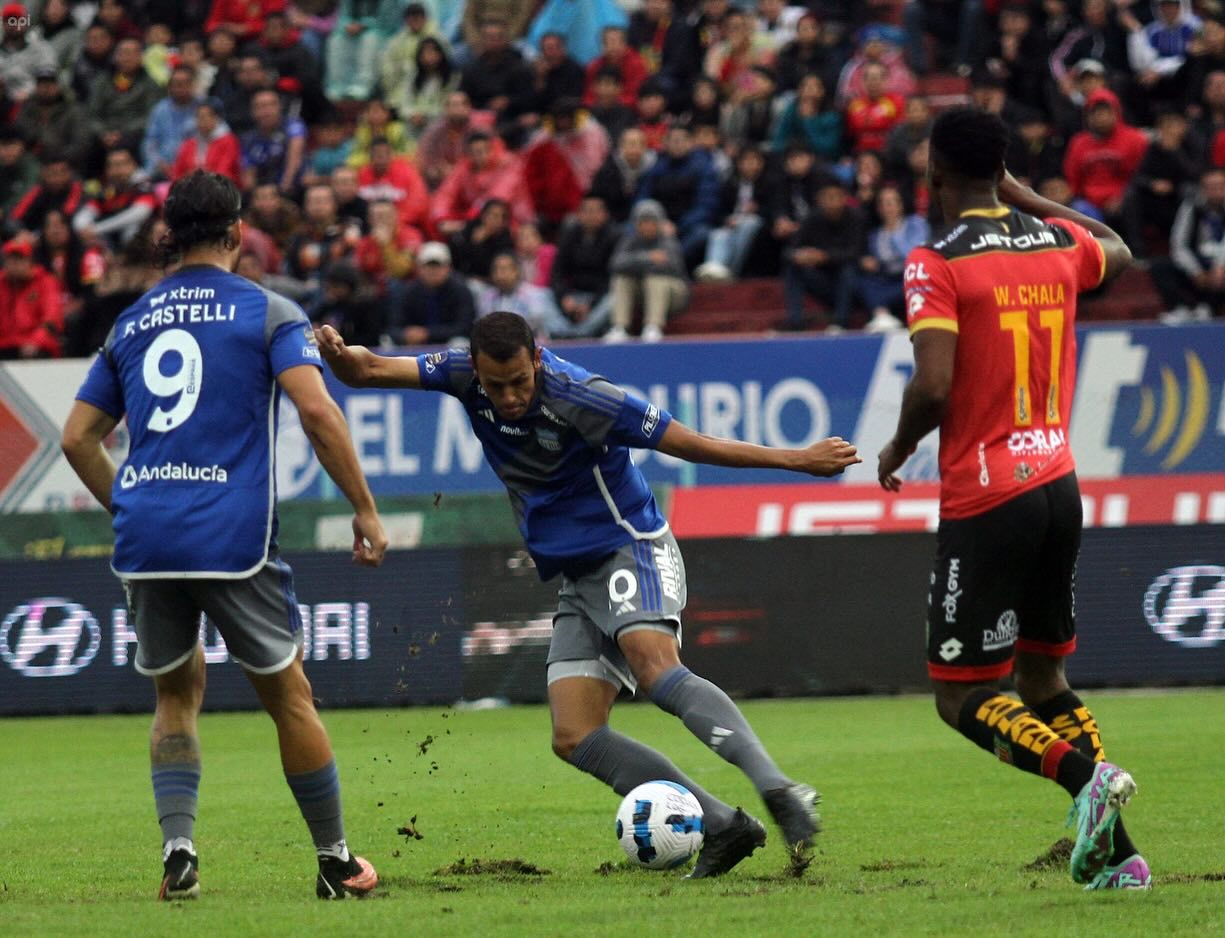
[3,0,1225,359]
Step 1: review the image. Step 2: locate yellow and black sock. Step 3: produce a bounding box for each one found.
[1034,689,1138,865]
[956,688,1096,796]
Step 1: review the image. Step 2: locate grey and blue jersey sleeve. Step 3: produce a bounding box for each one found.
[265,290,322,376]
[566,376,672,449]
[75,328,124,419]
[415,348,475,397]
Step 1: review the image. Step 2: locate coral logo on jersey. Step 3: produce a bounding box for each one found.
[1143,565,1225,648]
[0,599,101,677]
[1129,350,1210,470]
[1007,428,1067,456]
[982,610,1019,652]
[120,462,229,489]
[642,404,661,437]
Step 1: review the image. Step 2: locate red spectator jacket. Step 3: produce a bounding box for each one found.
[357,158,431,231]
[430,151,535,229]
[584,49,649,107]
[172,132,243,184]
[1063,89,1149,212]
[0,265,64,357]
[844,92,905,154]
[205,0,287,40]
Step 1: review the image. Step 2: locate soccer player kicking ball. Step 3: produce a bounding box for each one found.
[878,108,1150,890]
[61,171,391,900]
[317,312,860,876]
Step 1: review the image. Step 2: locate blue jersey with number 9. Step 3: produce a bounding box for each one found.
[75,265,321,577]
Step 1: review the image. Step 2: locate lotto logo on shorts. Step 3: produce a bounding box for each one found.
[982,610,1019,652]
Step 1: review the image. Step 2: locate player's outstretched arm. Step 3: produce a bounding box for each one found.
[61,401,121,512]
[314,324,423,389]
[997,170,1132,284]
[278,364,390,567]
[656,421,861,477]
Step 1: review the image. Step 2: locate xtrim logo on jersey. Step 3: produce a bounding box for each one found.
[120,462,229,489]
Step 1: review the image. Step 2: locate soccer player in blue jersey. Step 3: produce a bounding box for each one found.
[60,171,390,901]
[317,312,861,876]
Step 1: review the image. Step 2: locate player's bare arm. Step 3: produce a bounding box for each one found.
[998,170,1132,283]
[657,421,861,477]
[314,324,423,389]
[278,364,389,566]
[61,401,121,512]
[878,329,957,492]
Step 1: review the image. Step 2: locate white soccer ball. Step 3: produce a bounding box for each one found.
[615,780,705,869]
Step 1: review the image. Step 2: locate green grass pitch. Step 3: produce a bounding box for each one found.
[2,691,1223,936]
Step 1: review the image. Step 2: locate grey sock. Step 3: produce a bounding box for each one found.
[651,666,791,794]
[568,725,736,832]
[285,760,346,852]
[151,762,200,844]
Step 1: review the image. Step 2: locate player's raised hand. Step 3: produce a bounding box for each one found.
[795,437,861,477]
[877,438,912,492]
[314,324,372,387]
[352,510,389,567]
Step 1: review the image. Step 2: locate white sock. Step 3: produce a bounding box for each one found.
[163,836,196,860]
[317,841,350,862]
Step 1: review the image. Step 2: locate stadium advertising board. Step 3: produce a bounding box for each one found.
[3,323,1224,511]
[670,474,1225,537]
[1,526,1221,715]
[457,527,1225,704]
[0,550,465,715]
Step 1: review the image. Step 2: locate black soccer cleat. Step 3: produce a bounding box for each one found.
[763,783,822,854]
[159,847,200,901]
[316,853,378,899]
[686,809,767,879]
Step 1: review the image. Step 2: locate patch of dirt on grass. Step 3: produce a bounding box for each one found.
[1022,838,1074,872]
[434,858,552,877]
[1158,872,1225,884]
[860,859,926,872]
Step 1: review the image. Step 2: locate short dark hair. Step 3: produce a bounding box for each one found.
[160,170,242,265]
[471,311,535,363]
[929,106,1009,182]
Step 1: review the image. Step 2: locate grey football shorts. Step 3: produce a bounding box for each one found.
[546,531,687,693]
[123,554,304,676]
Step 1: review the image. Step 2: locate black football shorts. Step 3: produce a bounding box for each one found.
[926,472,1081,682]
